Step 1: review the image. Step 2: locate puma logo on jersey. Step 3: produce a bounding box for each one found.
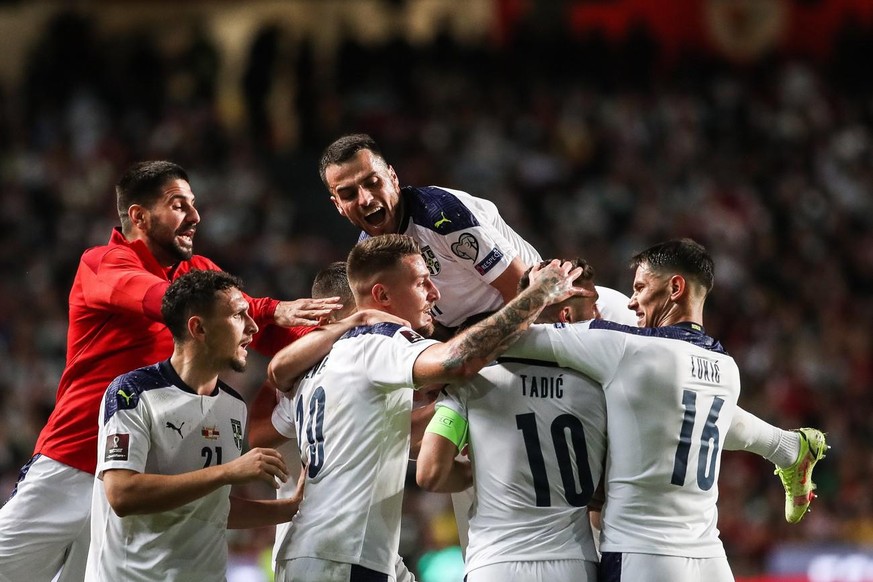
[434,212,452,228]
[166,421,185,439]
[117,389,133,406]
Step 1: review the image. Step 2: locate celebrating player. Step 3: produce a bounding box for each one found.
[0,161,342,582]
[85,270,305,580]
[266,234,585,582]
[504,240,827,580]
[417,258,606,582]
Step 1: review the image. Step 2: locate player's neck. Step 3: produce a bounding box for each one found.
[170,351,221,396]
[657,303,703,328]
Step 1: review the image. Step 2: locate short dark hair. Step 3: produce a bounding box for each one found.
[116,161,189,233]
[518,258,596,292]
[161,270,243,342]
[346,234,420,299]
[630,238,714,294]
[319,133,384,188]
[312,261,353,304]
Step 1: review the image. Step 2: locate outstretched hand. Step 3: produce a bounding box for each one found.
[526,260,585,305]
[274,297,345,326]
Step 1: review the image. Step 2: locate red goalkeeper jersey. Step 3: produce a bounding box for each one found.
[34,228,311,474]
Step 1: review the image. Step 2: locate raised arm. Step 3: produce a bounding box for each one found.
[412,260,583,386]
[268,309,409,392]
[489,256,528,305]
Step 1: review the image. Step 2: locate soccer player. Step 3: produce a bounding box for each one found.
[416,258,606,582]
[319,133,635,549]
[319,133,826,528]
[85,270,305,580]
[319,133,636,332]
[0,161,342,582]
[247,261,424,582]
[266,234,585,582]
[503,239,826,581]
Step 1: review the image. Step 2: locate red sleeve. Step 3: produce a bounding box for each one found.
[250,324,317,357]
[82,246,169,322]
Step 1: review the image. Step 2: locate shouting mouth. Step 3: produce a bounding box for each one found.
[364,207,387,227]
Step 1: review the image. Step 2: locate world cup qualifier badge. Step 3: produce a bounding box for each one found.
[421,245,441,276]
[105,433,130,462]
[231,419,243,451]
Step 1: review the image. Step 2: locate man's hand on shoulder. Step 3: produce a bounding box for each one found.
[274,297,345,326]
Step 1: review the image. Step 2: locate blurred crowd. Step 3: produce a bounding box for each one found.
[0,9,871,579]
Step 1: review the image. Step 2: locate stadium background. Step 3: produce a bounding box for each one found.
[0,0,871,580]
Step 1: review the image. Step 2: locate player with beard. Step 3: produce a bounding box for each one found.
[319,134,827,542]
[266,234,585,582]
[0,161,342,582]
[85,270,305,581]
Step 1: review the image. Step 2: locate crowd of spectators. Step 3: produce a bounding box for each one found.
[1,9,871,579]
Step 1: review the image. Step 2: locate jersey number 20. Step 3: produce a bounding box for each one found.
[296,387,326,478]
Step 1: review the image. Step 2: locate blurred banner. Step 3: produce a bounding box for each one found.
[735,543,873,582]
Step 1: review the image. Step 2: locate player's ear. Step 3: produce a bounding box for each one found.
[187,315,206,342]
[371,283,390,307]
[559,306,573,324]
[330,196,345,216]
[669,275,686,301]
[388,165,400,190]
[129,204,147,229]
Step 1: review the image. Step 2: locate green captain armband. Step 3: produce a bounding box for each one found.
[425,405,469,451]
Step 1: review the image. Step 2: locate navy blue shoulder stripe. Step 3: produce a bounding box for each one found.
[496,356,563,368]
[401,186,480,234]
[341,322,404,340]
[588,319,728,355]
[218,381,245,402]
[103,362,168,424]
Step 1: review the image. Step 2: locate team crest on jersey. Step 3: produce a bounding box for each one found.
[202,426,220,439]
[231,419,243,451]
[105,433,129,462]
[400,329,426,344]
[421,245,441,276]
[451,233,479,262]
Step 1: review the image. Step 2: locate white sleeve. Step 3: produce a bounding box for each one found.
[507,323,624,384]
[360,327,440,391]
[594,286,637,326]
[271,394,297,440]
[428,212,519,285]
[434,387,466,419]
[97,385,151,477]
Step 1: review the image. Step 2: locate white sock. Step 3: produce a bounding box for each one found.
[725,407,800,468]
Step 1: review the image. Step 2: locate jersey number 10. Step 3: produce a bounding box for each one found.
[516,412,594,507]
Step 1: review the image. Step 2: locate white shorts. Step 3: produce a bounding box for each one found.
[467,559,597,582]
[600,552,734,582]
[0,455,92,582]
[276,557,396,582]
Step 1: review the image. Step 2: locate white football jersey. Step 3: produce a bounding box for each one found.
[361,185,635,328]
[507,321,740,558]
[593,285,636,326]
[276,323,438,575]
[436,355,606,576]
[361,186,538,327]
[86,360,247,581]
[270,394,302,566]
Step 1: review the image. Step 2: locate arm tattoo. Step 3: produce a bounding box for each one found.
[441,284,550,373]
